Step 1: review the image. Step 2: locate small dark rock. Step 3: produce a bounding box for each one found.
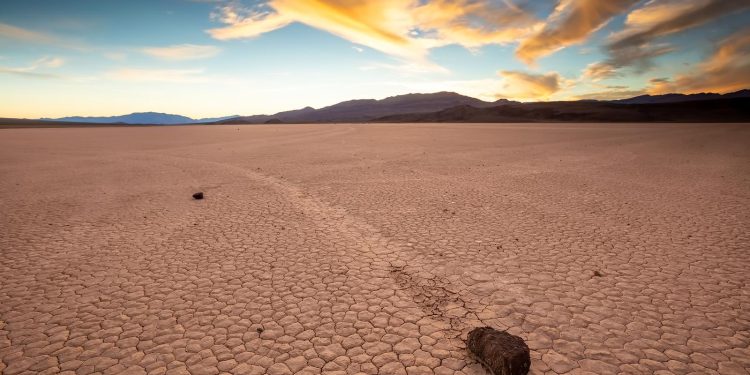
[467,327,530,375]
[192,192,204,200]
[256,327,264,334]
[593,270,603,277]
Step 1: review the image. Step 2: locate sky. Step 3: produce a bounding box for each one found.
[1,0,749,119]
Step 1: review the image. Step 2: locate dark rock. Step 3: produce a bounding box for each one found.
[192,192,204,200]
[256,327,264,334]
[594,270,603,277]
[467,327,530,375]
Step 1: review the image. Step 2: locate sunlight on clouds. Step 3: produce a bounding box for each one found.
[582,62,618,81]
[588,0,750,79]
[208,5,292,40]
[142,44,221,61]
[269,0,423,60]
[497,70,562,100]
[207,0,539,64]
[410,0,538,49]
[571,90,646,101]
[611,0,750,51]
[648,27,750,94]
[516,0,639,64]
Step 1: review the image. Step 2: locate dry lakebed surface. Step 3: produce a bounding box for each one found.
[1,123,749,375]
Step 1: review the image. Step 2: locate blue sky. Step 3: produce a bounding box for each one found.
[1,0,748,118]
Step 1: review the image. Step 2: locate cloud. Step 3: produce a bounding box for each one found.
[588,0,750,79]
[410,0,538,49]
[582,43,675,80]
[141,44,221,60]
[496,70,562,100]
[647,27,750,94]
[207,0,539,64]
[610,0,749,53]
[360,61,449,75]
[33,56,65,69]
[582,62,618,81]
[570,88,646,101]
[0,22,86,50]
[106,68,209,83]
[0,22,59,44]
[0,56,65,78]
[208,4,293,40]
[516,0,640,64]
[0,69,60,79]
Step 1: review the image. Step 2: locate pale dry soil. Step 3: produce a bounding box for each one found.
[1,123,749,375]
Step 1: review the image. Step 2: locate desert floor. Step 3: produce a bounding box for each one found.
[1,123,749,375]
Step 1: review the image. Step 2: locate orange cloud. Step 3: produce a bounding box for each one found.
[582,43,674,80]
[497,70,562,100]
[582,62,618,81]
[207,0,539,63]
[589,0,750,78]
[648,28,750,94]
[610,0,749,53]
[516,0,639,64]
[412,0,538,49]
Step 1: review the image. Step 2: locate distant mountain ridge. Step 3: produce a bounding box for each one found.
[17,89,750,126]
[44,112,238,125]
[218,92,511,124]
[374,97,750,123]
[611,89,750,104]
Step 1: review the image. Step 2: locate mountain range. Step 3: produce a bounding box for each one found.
[217,92,511,124]
[610,89,750,105]
[42,112,238,125]
[376,97,750,123]
[6,89,749,126]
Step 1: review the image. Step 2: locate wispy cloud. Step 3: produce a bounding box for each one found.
[516,0,640,64]
[106,68,209,83]
[0,22,86,50]
[570,88,646,101]
[587,0,750,79]
[0,56,65,79]
[0,22,59,44]
[141,44,221,60]
[610,0,749,54]
[582,43,674,80]
[647,27,750,94]
[360,61,449,75]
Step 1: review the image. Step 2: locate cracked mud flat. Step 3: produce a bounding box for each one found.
[1,123,749,375]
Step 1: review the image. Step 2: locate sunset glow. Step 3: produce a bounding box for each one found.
[1,0,748,118]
